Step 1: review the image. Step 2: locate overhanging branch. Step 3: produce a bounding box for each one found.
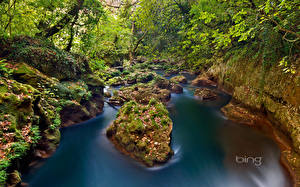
[40,0,84,38]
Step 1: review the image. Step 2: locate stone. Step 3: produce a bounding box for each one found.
[106,99,173,166]
[194,88,218,100]
[108,84,171,106]
[191,76,217,87]
[170,75,187,84]
[12,63,58,88]
[170,84,183,94]
[7,170,21,186]
[104,92,112,98]
[108,77,125,87]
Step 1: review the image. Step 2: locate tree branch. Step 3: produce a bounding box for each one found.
[101,0,139,9]
[283,32,299,43]
[66,14,79,52]
[268,17,300,40]
[4,0,17,32]
[41,0,84,38]
[133,30,148,53]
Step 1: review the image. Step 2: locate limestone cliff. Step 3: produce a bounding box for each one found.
[208,56,300,171]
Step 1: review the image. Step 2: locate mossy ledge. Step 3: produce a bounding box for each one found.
[106,99,173,167]
[0,36,104,186]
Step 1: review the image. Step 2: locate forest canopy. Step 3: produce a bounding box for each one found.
[0,0,299,71]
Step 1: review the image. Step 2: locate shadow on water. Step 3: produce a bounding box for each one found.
[23,86,291,187]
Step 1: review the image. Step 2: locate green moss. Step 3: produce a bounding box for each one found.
[84,74,104,87]
[110,70,121,77]
[0,61,13,78]
[107,77,125,86]
[170,75,187,84]
[55,81,91,102]
[0,159,10,185]
[136,72,154,83]
[4,36,91,80]
[0,36,106,186]
[107,99,173,166]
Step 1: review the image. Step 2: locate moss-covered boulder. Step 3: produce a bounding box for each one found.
[57,81,92,103]
[104,92,112,98]
[84,74,104,87]
[154,77,183,94]
[164,69,179,77]
[12,63,58,88]
[191,75,217,87]
[154,77,171,89]
[108,84,171,106]
[0,78,41,185]
[194,88,218,100]
[59,100,90,127]
[170,75,187,84]
[170,84,183,94]
[107,77,125,87]
[126,74,137,85]
[106,99,173,166]
[136,72,154,83]
[123,71,155,85]
[0,36,105,186]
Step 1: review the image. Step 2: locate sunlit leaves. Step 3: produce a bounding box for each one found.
[279,56,297,74]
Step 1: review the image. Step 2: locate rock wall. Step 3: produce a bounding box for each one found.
[208,57,300,154]
[0,36,105,186]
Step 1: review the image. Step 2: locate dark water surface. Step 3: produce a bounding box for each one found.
[23,86,291,187]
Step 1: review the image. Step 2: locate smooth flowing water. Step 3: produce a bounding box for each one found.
[22,84,291,187]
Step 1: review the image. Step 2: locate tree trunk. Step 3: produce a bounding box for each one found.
[4,0,17,35]
[129,21,136,63]
[41,0,84,38]
[66,14,79,52]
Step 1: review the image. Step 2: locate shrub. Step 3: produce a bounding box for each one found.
[0,59,13,77]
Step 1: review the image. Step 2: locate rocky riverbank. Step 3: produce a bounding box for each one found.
[0,36,105,186]
[207,56,300,186]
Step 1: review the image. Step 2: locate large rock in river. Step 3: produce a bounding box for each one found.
[106,99,173,166]
[108,84,171,106]
[170,75,187,84]
[191,75,217,87]
[155,77,183,94]
[194,88,218,100]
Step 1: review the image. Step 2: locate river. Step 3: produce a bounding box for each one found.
[22,77,291,187]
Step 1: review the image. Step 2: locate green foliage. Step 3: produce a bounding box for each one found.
[51,118,61,130]
[30,126,41,144]
[279,57,296,74]
[0,0,105,53]
[0,159,10,185]
[0,59,13,77]
[8,142,29,160]
[82,13,131,66]
[2,36,91,80]
[134,0,299,72]
[110,70,121,77]
[134,0,192,56]
[89,59,108,73]
[124,101,137,114]
[148,98,157,106]
[59,81,91,102]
